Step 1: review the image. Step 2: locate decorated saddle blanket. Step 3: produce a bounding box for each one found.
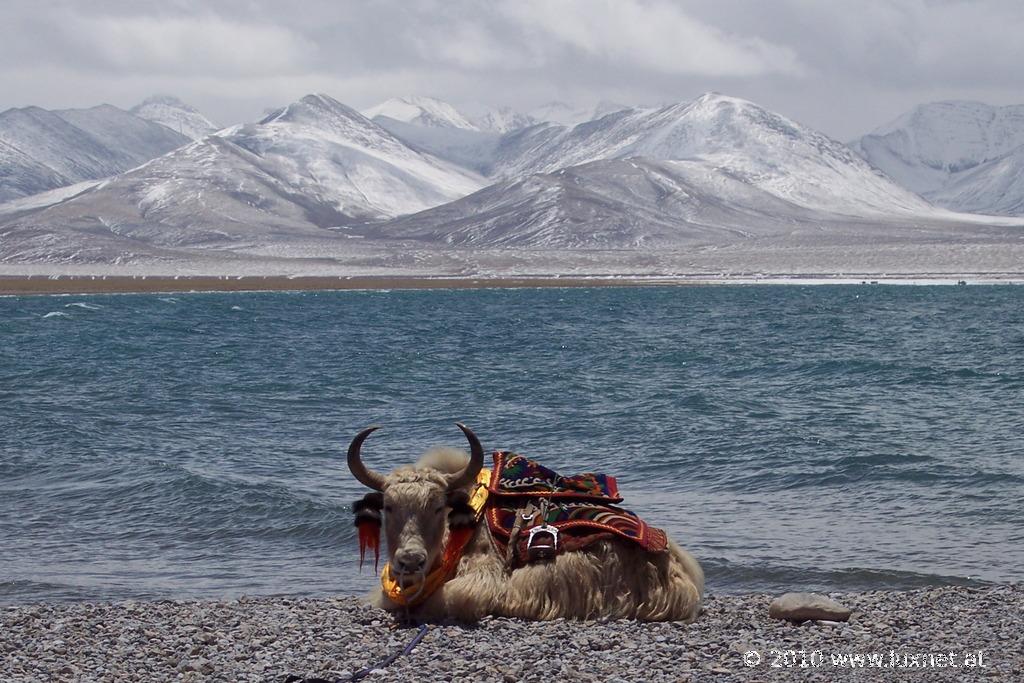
[487,450,624,502]
[485,451,668,567]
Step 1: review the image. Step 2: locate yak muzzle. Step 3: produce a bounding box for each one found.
[393,548,428,575]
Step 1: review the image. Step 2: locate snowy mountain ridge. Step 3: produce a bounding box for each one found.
[0,93,486,264]
[234,93,484,217]
[130,95,220,140]
[471,106,538,134]
[364,96,480,131]
[863,101,1024,174]
[370,157,829,249]
[0,100,200,203]
[929,144,1024,216]
[367,92,931,219]
[55,104,192,167]
[852,100,1024,215]
[364,96,540,135]
[2,90,1022,274]
[485,93,933,217]
[528,101,630,127]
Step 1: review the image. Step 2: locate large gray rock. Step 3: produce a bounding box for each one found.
[768,592,852,622]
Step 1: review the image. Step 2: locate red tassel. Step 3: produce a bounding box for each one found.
[357,521,381,574]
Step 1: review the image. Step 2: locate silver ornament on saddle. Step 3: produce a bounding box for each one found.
[525,498,559,561]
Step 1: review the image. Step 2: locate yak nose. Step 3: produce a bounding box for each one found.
[393,549,427,574]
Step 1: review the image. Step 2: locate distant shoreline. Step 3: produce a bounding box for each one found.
[2,273,1021,296]
[2,274,700,296]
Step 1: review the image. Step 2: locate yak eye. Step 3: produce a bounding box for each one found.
[383,504,393,514]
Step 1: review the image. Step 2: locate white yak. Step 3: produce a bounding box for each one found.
[347,423,703,622]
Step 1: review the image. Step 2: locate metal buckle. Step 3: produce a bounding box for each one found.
[526,524,559,561]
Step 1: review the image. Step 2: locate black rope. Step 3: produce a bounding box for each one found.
[283,623,429,683]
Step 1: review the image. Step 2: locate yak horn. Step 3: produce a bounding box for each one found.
[347,425,387,491]
[446,422,485,491]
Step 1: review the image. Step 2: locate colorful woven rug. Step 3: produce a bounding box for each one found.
[485,451,668,567]
[487,451,623,502]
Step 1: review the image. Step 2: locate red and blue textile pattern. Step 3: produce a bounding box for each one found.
[485,451,668,566]
[487,451,623,502]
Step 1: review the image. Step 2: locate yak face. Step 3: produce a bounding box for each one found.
[347,424,485,584]
[381,472,450,582]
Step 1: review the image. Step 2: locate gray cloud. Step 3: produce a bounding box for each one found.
[1,0,1022,140]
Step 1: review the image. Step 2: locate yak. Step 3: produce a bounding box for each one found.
[347,423,703,622]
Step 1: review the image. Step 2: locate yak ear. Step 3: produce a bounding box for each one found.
[446,489,469,507]
[352,491,383,573]
[446,489,476,529]
[353,491,383,526]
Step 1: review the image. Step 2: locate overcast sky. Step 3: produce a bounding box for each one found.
[2,0,1023,140]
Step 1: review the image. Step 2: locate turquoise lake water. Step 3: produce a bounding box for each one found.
[1,285,1022,603]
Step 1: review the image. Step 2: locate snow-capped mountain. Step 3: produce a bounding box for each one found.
[0,138,68,203]
[55,104,193,167]
[242,94,482,217]
[130,95,219,140]
[0,135,335,264]
[366,97,537,135]
[1,106,127,202]
[0,104,189,202]
[367,118,501,176]
[4,90,1022,275]
[929,145,1024,216]
[492,93,932,217]
[528,101,629,127]
[369,157,826,249]
[364,97,504,175]
[471,106,537,134]
[852,101,1024,215]
[364,96,479,130]
[0,94,484,262]
[365,98,543,176]
[362,94,982,252]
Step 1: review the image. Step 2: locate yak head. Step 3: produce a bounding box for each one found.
[347,423,484,585]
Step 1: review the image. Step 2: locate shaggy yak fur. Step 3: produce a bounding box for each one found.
[348,424,704,622]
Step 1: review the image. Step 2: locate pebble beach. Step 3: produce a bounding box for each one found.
[2,584,1021,682]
